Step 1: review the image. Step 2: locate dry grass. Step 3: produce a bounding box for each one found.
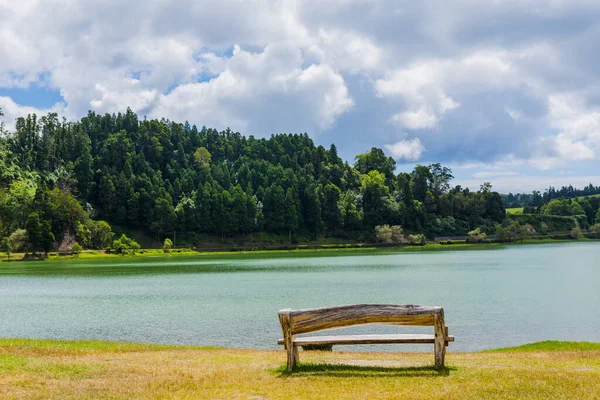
[1,339,599,399]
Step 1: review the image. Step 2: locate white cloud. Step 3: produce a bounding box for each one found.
[505,107,521,120]
[0,96,66,132]
[384,138,425,161]
[1,0,600,175]
[152,44,354,133]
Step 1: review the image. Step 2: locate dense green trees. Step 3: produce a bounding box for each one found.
[0,108,511,251]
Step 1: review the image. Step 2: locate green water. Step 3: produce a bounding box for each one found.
[0,242,598,351]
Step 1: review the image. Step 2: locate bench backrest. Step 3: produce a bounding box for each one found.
[279,304,444,335]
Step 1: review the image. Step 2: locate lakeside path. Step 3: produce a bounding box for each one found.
[1,339,599,399]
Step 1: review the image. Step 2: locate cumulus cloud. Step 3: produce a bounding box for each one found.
[2,0,600,190]
[152,44,354,133]
[384,138,425,161]
[0,96,66,131]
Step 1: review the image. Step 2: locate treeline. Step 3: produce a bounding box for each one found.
[504,184,600,208]
[0,108,509,252]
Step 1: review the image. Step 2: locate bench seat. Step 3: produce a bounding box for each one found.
[278,333,455,346]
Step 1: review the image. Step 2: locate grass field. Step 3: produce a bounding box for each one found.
[0,339,599,399]
[506,207,524,214]
[576,193,600,200]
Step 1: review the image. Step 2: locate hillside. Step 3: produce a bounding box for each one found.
[0,109,506,252]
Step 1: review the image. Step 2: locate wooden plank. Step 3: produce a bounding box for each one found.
[276,333,455,346]
[276,335,455,345]
[288,304,440,334]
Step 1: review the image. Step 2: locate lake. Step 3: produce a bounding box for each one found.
[0,242,598,351]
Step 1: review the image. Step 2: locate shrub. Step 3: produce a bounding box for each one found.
[466,228,487,243]
[111,234,141,254]
[570,227,583,240]
[9,229,29,252]
[375,225,404,244]
[390,225,404,243]
[72,242,82,254]
[163,238,173,250]
[408,234,426,246]
[375,225,393,244]
[589,223,600,239]
[518,223,536,241]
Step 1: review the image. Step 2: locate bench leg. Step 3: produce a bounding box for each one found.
[434,310,446,368]
[279,309,297,372]
[286,343,297,372]
[293,345,299,365]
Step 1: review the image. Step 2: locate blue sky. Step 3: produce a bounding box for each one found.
[1,0,600,193]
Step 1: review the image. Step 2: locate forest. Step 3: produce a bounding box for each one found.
[0,107,595,254]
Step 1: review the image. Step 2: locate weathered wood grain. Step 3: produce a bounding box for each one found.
[278,309,297,372]
[277,333,455,346]
[433,308,446,369]
[277,304,452,371]
[289,304,440,335]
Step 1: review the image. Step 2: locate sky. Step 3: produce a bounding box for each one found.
[1,0,600,194]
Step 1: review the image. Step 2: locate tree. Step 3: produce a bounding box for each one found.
[163,238,173,250]
[411,165,432,203]
[354,147,396,180]
[283,188,299,242]
[25,212,43,253]
[1,237,11,260]
[194,147,212,169]
[544,199,584,216]
[361,170,391,227]
[322,183,342,233]
[40,220,54,253]
[428,163,453,196]
[89,221,113,250]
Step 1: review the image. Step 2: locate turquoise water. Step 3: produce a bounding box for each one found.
[0,242,598,351]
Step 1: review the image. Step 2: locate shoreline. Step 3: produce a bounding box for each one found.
[1,237,597,263]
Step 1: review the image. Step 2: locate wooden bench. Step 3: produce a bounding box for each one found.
[277,304,454,372]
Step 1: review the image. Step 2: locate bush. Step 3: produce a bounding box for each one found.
[72,242,82,254]
[163,238,173,250]
[570,227,583,240]
[111,234,141,254]
[375,225,404,244]
[466,228,487,243]
[508,214,578,233]
[9,229,29,252]
[589,223,600,239]
[375,225,393,244]
[408,234,426,246]
[1,237,12,259]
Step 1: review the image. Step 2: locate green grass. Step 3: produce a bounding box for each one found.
[485,341,600,352]
[4,237,600,264]
[1,338,599,399]
[506,207,524,214]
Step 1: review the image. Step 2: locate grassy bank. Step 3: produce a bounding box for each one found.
[0,339,599,399]
[2,237,597,263]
